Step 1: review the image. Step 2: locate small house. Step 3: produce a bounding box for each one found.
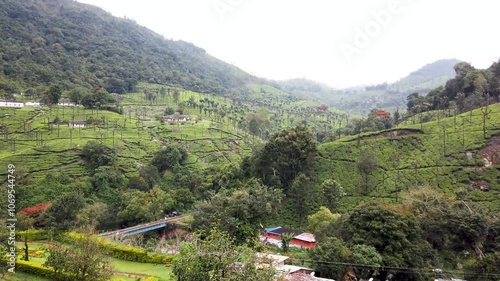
[163,115,190,122]
[69,121,86,127]
[264,226,316,248]
[0,100,24,108]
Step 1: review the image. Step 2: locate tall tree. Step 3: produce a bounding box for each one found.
[44,192,86,230]
[344,202,434,281]
[44,230,112,281]
[256,126,317,190]
[356,148,378,194]
[172,228,275,281]
[42,84,62,105]
[81,141,118,173]
[320,179,345,212]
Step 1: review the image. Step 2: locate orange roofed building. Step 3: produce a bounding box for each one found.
[374,109,391,118]
[264,226,316,248]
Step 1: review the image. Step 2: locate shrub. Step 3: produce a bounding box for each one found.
[16,260,73,281]
[17,229,63,241]
[65,232,174,264]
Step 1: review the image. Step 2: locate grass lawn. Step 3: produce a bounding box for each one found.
[109,257,173,281]
[3,270,159,281]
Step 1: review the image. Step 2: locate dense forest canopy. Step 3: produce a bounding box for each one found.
[0,0,251,96]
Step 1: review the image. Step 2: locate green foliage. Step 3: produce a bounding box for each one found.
[164,107,175,115]
[256,126,317,190]
[150,145,187,172]
[356,148,379,193]
[44,192,86,230]
[65,232,173,264]
[350,244,382,280]
[320,179,345,212]
[44,232,112,281]
[307,206,340,234]
[44,247,69,274]
[309,237,352,279]
[463,252,500,281]
[407,60,500,115]
[192,178,283,244]
[17,229,54,241]
[0,0,250,94]
[139,165,161,189]
[41,85,63,106]
[81,141,118,173]
[76,202,109,229]
[344,202,434,280]
[16,260,72,281]
[81,89,117,109]
[280,232,294,253]
[92,166,127,192]
[171,227,275,281]
[117,187,175,226]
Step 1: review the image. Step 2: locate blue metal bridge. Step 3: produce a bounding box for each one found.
[98,214,188,238]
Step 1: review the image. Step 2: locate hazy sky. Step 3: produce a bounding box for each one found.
[78,0,500,88]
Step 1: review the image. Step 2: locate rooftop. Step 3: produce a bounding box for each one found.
[266,226,303,237]
[265,226,316,243]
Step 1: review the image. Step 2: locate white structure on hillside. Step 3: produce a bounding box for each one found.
[255,253,335,280]
[0,100,24,108]
[25,102,41,108]
[69,121,86,127]
[58,102,76,107]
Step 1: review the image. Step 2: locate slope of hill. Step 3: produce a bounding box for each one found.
[388,58,461,92]
[0,0,250,95]
[317,103,500,213]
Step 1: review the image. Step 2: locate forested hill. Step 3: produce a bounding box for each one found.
[0,0,251,95]
[388,58,461,92]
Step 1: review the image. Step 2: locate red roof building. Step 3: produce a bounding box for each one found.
[264,227,316,248]
[374,109,391,118]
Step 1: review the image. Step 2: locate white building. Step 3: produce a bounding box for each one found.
[58,102,76,107]
[25,102,41,108]
[69,121,86,127]
[0,100,24,108]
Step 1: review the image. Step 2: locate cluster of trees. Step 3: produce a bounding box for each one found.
[172,227,276,280]
[407,61,500,114]
[43,230,112,281]
[307,188,500,281]
[15,140,194,232]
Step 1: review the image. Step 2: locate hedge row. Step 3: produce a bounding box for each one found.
[16,230,174,264]
[15,259,73,281]
[65,232,174,264]
[17,229,64,241]
[102,242,173,264]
